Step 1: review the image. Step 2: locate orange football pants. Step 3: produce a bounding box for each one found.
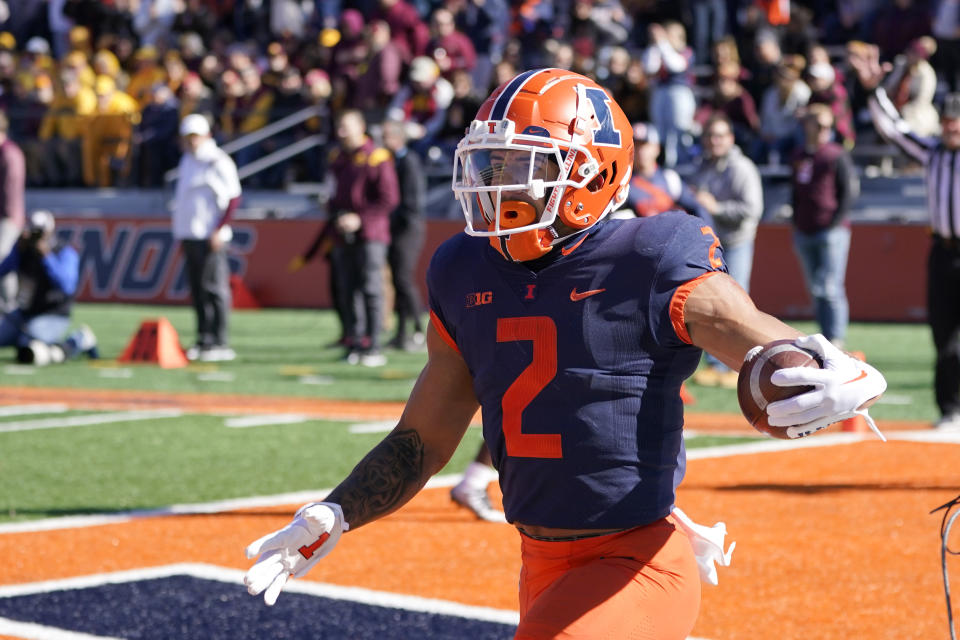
[515,515,701,640]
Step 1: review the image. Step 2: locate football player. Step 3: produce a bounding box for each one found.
[244,69,886,638]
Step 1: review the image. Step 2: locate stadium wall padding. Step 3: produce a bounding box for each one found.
[52,217,929,322]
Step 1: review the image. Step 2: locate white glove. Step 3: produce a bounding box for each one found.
[765,334,887,440]
[244,502,349,605]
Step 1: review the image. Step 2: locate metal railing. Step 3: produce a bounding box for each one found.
[163,104,328,185]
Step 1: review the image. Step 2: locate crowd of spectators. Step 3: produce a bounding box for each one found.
[0,0,955,191]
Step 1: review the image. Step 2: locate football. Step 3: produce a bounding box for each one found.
[737,339,822,439]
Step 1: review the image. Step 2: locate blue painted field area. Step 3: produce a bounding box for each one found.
[0,568,517,639]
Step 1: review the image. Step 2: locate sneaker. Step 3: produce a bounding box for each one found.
[344,349,361,365]
[450,485,506,523]
[186,345,204,361]
[405,332,427,352]
[934,412,960,431]
[76,324,99,359]
[200,346,236,362]
[359,350,387,367]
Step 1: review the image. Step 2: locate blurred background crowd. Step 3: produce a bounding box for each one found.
[0,0,953,191]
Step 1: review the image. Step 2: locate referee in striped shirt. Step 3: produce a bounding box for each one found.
[849,42,960,430]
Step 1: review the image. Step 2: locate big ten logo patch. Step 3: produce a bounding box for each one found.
[55,222,257,302]
[466,291,493,308]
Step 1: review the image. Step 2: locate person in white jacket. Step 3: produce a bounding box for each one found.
[172,114,242,362]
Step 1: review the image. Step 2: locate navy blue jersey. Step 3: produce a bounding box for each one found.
[428,212,727,529]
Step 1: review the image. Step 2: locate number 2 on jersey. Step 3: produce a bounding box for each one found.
[496,316,562,458]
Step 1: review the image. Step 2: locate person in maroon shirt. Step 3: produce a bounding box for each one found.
[373,0,430,64]
[788,103,858,348]
[427,7,476,80]
[0,110,25,312]
[327,109,400,366]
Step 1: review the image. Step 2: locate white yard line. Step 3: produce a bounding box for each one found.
[224,414,308,428]
[0,404,68,417]
[0,618,123,640]
[0,475,463,535]
[348,420,398,434]
[0,409,182,434]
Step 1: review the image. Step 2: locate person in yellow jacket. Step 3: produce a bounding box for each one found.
[82,75,141,187]
[38,70,97,186]
[126,46,167,109]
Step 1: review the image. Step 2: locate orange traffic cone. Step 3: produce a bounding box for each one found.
[680,382,696,405]
[841,350,867,433]
[230,274,260,309]
[118,317,188,368]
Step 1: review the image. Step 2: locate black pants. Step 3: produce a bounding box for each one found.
[333,240,387,351]
[182,239,231,348]
[927,239,960,416]
[388,223,425,341]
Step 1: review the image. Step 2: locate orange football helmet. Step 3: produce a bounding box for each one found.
[452,68,634,261]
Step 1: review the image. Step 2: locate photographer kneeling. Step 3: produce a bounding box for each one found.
[0,210,97,364]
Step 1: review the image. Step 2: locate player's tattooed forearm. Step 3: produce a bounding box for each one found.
[326,428,425,527]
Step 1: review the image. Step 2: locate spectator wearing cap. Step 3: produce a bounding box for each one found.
[327,9,370,112]
[787,103,858,349]
[642,21,696,167]
[0,209,98,365]
[883,36,940,137]
[427,7,476,80]
[37,69,96,187]
[0,110,24,312]
[386,55,454,159]
[851,42,960,430]
[82,74,140,187]
[7,71,51,182]
[623,122,711,223]
[806,56,855,149]
[172,113,241,362]
[757,54,810,164]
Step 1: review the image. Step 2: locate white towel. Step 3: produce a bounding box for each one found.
[671,506,736,586]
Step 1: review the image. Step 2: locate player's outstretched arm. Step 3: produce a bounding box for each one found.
[682,272,886,435]
[682,271,801,369]
[325,325,480,528]
[244,324,479,605]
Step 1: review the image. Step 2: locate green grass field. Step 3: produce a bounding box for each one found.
[0,303,939,523]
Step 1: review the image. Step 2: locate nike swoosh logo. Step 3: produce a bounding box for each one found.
[570,288,606,301]
[843,370,868,385]
[561,235,588,256]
